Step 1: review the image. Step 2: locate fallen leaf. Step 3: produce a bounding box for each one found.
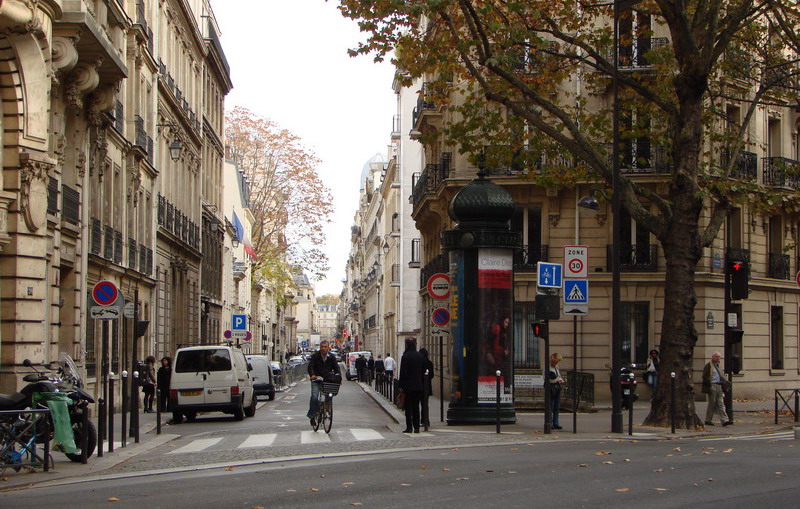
[508,471,517,474]
[287,489,296,493]
[486,470,494,473]
[776,472,783,476]
[321,474,326,478]
[421,465,429,470]
[400,483,412,487]
[456,477,469,481]
[602,461,614,465]
[722,448,733,453]
[310,488,319,492]
[250,506,265,509]
[595,451,611,456]
[673,447,681,452]
[0,477,7,482]
[351,503,363,506]
[108,498,120,503]
[578,464,588,468]
[702,451,712,455]
[442,468,451,472]
[224,466,234,471]
[653,469,664,473]
[654,488,668,492]
[707,478,715,482]
[342,482,355,486]
[616,488,630,493]
[510,447,519,451]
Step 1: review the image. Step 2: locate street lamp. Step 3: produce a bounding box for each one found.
[168,136,182,161]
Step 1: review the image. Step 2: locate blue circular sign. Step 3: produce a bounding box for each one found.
[92,280,119,306]
[224,330,232,339]
[431,308,450,327]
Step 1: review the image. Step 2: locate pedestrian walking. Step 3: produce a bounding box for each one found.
[375,355,385,374]
[702,351,732,426]
[549,353,565,430]
[355,355,367,383]
[384,352,396,379]
[419,348,434,431]
[399,338,425,433]
[367,356,375,384]
[156,356,172,412]
[142,355,157,413]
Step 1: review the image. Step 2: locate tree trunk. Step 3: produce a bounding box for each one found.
[643,96,706,429]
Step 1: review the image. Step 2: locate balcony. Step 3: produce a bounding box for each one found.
[722,149,757,180]
[768,252,790,280]
[607,244,658,272]
[411,154,452,210]
[513,245,549,271]
[134,115,147,150]
[762,157,800,189]
[420,254,448,289]
[411,82,438,129]
[618,37,669,68]
[157,194,165,226]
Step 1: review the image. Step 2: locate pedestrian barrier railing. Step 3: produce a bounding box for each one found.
[374,371,398,406]
[774,389,800,424]
[0,408,52,474]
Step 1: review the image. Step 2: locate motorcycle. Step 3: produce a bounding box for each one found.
[0,354,97,462]
[609,364,639,409]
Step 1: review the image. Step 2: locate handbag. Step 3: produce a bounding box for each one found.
[396,389,406,410]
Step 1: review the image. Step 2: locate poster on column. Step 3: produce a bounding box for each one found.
[477,248,513,404]
[449,249,465,401]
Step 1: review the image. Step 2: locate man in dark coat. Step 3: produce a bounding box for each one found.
[367,356,375,384]
[398,338,426,433]
[355,355,368,382]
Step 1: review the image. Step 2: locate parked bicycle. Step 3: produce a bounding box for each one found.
[0,408,52,475]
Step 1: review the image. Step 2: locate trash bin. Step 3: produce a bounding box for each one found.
[37,392,77,454]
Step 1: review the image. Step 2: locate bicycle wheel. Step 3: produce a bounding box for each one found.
[323,397,333,434]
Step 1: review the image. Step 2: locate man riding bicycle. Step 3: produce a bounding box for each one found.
[306,340,341,427]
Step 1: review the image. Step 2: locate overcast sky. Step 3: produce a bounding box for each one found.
[212,0,396,298]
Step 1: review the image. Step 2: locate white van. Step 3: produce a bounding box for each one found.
[170,345,257,423]
[345,351,371,381]
[246,354,275,400]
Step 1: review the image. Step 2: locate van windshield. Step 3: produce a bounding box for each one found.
[175,349,232,372]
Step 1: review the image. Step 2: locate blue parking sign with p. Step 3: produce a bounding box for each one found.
[232,314,247,330]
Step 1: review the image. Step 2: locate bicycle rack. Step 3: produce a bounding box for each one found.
[0,408,52,473]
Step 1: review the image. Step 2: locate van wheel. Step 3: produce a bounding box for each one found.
[172,412,183,424]
[244,394,257,417]
[268,391,275,401]
[234,398,245,421]
[185,411,197,422]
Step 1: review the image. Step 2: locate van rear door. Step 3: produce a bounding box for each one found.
[203,348,236,405]
[173,348,232,405]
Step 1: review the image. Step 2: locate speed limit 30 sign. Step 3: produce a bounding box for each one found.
[564,246,588,279]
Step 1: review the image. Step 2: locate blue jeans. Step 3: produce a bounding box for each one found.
[551,387,561,427]
[307,381,321,419]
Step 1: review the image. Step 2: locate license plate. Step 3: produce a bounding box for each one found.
[623,389,630,395]
[181,390,201,396]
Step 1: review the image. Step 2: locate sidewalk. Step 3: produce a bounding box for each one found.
[358,380,797,440]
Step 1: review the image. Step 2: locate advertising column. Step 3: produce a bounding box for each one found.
[476,249,514,404]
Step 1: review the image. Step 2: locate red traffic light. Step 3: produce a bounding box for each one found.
[732,262,743,271]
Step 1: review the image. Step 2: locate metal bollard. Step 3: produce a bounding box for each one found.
[496,370,501,434]
[97,398,105,458]
[131,370,140,443]
[628,392,634,436]
[422,369,430,432]
[670,372,676,434]
[108,373,115,453]
[80,402,89,464]
[156,387,161,435]
[43,410,51,472]
[795,390,799,424]
[121,371,127,448]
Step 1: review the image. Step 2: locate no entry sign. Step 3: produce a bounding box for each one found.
[92,280,119,306]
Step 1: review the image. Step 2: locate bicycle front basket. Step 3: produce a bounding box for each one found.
[322,382,341,396]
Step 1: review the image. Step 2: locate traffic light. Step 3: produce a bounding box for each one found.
[729,259,749,300]
[532,321,549,339]
[725,328,744,374]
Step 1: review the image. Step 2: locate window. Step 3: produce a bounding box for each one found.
[513,302,540,369]
[771,306,784,370]
[621,302,649,365]
[726,208,742,249]
[175,349,232,372]
[620,207,651,266]
[411,238,420,263]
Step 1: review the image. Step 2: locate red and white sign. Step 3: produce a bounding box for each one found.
[431,307,451,327]
[563,245,588,279]
[92,280,119,306]
[478,249,513,289]
[796,271,800,288]
[427,273,451,300]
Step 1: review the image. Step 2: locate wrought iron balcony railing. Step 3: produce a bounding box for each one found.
[768,252,790,280]
[420,253,448,290]
[722,149,757,180]
[513,244,549,271]
[606,244,658,271]
[762,157,800,189]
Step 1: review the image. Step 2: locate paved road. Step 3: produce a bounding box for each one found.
[2,430,798,508]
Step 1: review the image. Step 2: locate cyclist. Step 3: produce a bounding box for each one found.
[306,340,340,427]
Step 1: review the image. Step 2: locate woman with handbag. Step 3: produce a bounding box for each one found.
[549,353,566,430]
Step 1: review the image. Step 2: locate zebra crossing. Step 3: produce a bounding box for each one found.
[165,428,420,455]
[700,430,795,442]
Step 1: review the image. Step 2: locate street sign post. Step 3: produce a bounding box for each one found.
[92,280,119,306]
[431,307,451,327]
[564,280,589,304]
[427,273,451,300]
[564,246,588,279]
[232,314,247,330]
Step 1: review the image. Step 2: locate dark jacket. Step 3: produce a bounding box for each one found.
[355,356,367,371]
[157,366,171,391]
[308,351,340,380]
[422,357,434,394]
[375,359,385,372]
[367,358,375,371]
[399,350,426,392]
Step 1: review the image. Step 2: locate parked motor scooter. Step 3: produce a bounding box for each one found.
[0,354,96,462]
[609,364,639,409]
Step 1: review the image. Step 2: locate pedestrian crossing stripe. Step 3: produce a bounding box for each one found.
[165,428,399,454]
[699,431,794,442]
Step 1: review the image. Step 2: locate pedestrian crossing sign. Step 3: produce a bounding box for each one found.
[563,279,588,304]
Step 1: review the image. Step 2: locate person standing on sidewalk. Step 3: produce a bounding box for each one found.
[142,356,157,413]
[157,356,172,412]
[399,338,425,433]
[549,353,565,430]
[645,349,660,398]
[384,352,396,379]
[702,351,732,426]
[419,348,434,431]
[367,356,375,384]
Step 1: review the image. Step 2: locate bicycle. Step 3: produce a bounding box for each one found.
[311,379,340,434]
[0,409,53,476]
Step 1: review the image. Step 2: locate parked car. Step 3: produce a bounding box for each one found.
[246,354,276,400]
[288,356,304,365]
[169,345,257,423]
